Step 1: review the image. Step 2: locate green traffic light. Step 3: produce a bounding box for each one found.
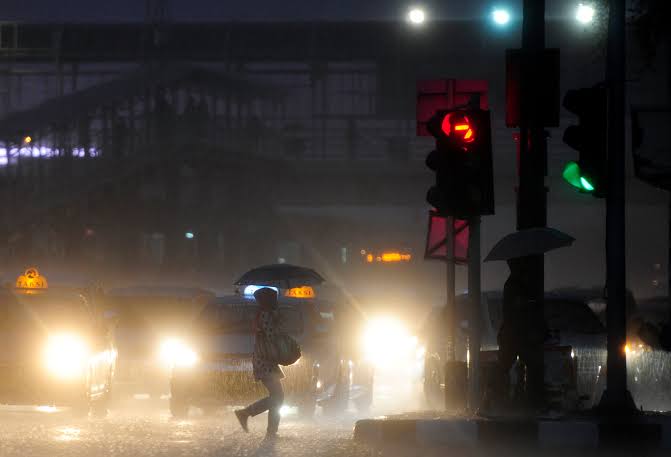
[579,176,595,191]
[562,161,595,193]
[562,161,582,189]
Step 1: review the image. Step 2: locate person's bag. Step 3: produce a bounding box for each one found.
[273,333,301,366]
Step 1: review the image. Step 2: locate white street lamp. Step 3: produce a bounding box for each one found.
[492,8,511,26]
[576,3,595,25]
[407,7,426,26]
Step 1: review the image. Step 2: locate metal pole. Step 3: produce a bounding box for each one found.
[468,217,481,411]
[446,216,456,363]
[599,0,635,413]
[518,0,547,407]
[445,216,456,410]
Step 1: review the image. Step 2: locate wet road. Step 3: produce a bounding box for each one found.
[0,404,370,457]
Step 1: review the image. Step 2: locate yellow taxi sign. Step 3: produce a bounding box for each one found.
[15,267,48,289]
[284,286,315,299]
[363,251,412,263]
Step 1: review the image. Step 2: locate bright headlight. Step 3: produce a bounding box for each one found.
[44,333,90,379]
[160,338,198,368]
[363,317,417,367]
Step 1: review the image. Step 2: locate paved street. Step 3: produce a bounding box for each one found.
[0,403,369,457]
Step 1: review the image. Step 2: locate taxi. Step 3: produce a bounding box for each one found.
[0,268,116,416]
[167,285,374,417]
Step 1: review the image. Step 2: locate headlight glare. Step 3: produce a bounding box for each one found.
[363,317,416,367]
[44,333,90,379]
[160,338,198,368]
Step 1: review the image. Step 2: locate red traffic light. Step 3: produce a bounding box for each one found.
[440,112,476,144]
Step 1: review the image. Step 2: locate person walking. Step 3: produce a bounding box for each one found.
[235,287,285,438]
[497,256,546,410]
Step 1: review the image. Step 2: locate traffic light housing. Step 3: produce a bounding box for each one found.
[425,108,494,218]
[562,87,608,197]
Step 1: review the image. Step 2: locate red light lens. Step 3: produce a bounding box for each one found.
[440,113,476,144]
[440,115,452,136]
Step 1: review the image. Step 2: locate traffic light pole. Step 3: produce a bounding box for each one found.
[598,0,636,414]
[446,216,456,363]
[517,0,547,408]
[444,216,457,410]
[467,216,481,412]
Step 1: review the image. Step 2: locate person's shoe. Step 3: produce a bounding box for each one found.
[234,409,249,432]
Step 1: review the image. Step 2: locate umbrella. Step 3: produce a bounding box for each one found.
[234,264,325,289]
[484,227,575,262]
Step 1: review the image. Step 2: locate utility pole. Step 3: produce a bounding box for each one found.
[599,0,636,413]
[517,0,547,406]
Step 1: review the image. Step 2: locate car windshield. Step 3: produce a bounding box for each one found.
[0,290,91,330]
[196,304,303,334]
[106,296,203,329]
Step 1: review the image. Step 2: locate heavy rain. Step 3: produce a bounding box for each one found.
[1,1,671,456]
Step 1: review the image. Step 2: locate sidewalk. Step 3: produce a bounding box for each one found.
[353,411,671,452]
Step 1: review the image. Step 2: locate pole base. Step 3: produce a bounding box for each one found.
[597,389,638,416]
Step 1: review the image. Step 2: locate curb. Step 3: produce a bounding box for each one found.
[354,416,671,451]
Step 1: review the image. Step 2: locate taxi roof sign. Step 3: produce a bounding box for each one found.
[284,286,315,299]
[15,267,48,290]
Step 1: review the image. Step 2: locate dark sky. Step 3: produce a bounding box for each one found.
[3,1,579,22]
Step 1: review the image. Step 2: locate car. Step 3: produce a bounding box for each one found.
[168,287,374,418]
[103,286,214,399]
[0,268,116,416]
[421,289,608,410]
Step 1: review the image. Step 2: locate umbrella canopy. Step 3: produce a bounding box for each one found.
[234,264,325,289]
[484,227,575,262]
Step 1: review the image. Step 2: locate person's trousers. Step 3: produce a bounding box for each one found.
[245,377,284,433]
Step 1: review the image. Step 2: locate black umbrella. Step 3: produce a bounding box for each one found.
[484,227,575,262]
[234,264,325,289]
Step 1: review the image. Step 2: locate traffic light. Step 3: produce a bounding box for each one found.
[425,108,494,218]
[561,87,608,197]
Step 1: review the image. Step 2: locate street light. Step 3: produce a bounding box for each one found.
[491,8,511,26]
[575,3,595,24]
[407,7,426,25]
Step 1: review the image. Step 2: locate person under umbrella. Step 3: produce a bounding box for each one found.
[497,256,547,409]
[235,287,285,439]
[484,228,574,411]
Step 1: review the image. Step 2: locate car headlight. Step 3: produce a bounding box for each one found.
[362,317,417,367]
[160,338,198,369]
[44,333,90,379]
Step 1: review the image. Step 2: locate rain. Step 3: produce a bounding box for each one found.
[1,1,671,457]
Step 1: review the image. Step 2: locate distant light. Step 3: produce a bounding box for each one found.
[243,285,279,297]
[407,7,426,25]
[576,3,595,24]
[185,232,195,239]
[23,136,32,145]
[279,405,295,417]
[492,8,511,25]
